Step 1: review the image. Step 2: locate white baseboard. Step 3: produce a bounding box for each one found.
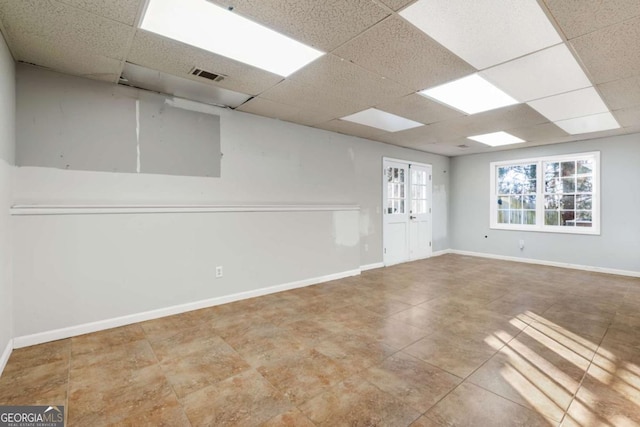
[0,339,12,377]
[431,249,452,257]
[449,249,640,278]
[360,262,384,271]
[13,268,361,349]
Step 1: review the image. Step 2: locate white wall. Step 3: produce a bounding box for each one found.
[12,66,450,339]
[0,32,15,362]
[450,133,640,274]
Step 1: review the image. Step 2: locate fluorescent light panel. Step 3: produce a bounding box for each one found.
[419,74,518,115]
[400,0,561,70]
[340,108,423,132]
[140,0,324,77]
[554,112,620,135]
[528,87,609,122]
[468,131,525,147]
[481,44,592,102]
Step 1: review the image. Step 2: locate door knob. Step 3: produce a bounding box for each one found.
[410,215,416,220]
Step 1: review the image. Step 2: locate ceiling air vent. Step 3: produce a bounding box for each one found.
[190,67,225,82]
[457,144,471,149]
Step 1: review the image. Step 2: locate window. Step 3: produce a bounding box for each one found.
[386,166,406,214]
[490,152,600,234]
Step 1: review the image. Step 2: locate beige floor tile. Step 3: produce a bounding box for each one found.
[299,376,422,426]
[423,382,556,426]
[181,370,292,426]
[257,348,350,405]
[0,360,68,406]
[1,339,70,375]
[364,351,461,413]
[403,331,503,378]
[71,324,145,357]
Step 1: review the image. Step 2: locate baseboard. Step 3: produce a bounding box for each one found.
[13,268,361,349]
[360,262,384,271]
[449,249,640,278]
[431,249,452,257]
[0,339,12,377]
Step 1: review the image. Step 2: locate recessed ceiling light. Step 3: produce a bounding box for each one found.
[399,0,561,70]
[419,74,518,115]
[467,131,525,147]
[340,108,423,132]
[140,0,324,77]
[527,87,609,122]
[481,44,592,102]
[554,112,620,135]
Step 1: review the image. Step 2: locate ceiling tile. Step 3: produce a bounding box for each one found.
[0,0,134,80]
[507,122,569,142]
[375,124,440,146]
[598,75,640,110]
[376,93,464,124]
[334,16,475,91]
[378,0,417,11]
[527,87,609,122]
[314,119,389,141]
[543,0,640,39]
[236,98,334,126]
[612,105,640,128]
[481,44,591,102]
[127,31,283,95]
[288,54,412,106]
[56,0,143,25]
[207,0,390,51]
[258,79,368,119]
[570,16,640,84]
[400,0,561,70]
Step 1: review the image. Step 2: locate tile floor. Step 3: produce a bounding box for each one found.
[1,254,639,426]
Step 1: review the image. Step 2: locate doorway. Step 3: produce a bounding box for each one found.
[383,158,433,266]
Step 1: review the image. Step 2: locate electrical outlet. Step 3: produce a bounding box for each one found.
[364,243,369,252]
[519,240,525,250]
[215,266,223,278]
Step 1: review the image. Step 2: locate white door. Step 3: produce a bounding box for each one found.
[383,158,432,266]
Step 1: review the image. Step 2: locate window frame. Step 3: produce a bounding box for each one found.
[489,151,600,235]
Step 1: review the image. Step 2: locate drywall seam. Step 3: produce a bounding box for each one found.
[10,204,361,216]
[0,338,12,378]
[450,249,640,278]
[13,268,361,348]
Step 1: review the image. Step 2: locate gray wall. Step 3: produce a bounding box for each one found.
[12,66,450,337]
[0,31,15,357]
[450,133,640,273]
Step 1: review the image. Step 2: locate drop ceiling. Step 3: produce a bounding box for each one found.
[0,0,639,156]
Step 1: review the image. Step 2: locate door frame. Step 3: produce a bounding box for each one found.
[382,157,433,266]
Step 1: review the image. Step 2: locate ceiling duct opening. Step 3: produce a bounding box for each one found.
[190,67,225,82]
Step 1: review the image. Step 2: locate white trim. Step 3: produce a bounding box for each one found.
[0,339,12,377]
[12,268,361,348]
[449,249,640,278]
[431,249,452,257]
[360,262,384,271]
[10,204,360,216]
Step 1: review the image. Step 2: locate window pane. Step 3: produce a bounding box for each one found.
[561,161,576,177]
[387,167,393,182]
[577,211,592,222]
[399,200,405,213]
[576,194,592,210]
[562,177,576,192]
[577,176,592,192]
[577,159,593,174]
[387,199,393,214]
[545,162,559,178]
[545,210,559,226]
[399,168,405,183]
[523,195,536,209]
[523,210,536,225]
[545,195,560,209]
[560,195,575,210]
[511,210,522,224]
[498,210,507,223]
[561,210,575,226]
